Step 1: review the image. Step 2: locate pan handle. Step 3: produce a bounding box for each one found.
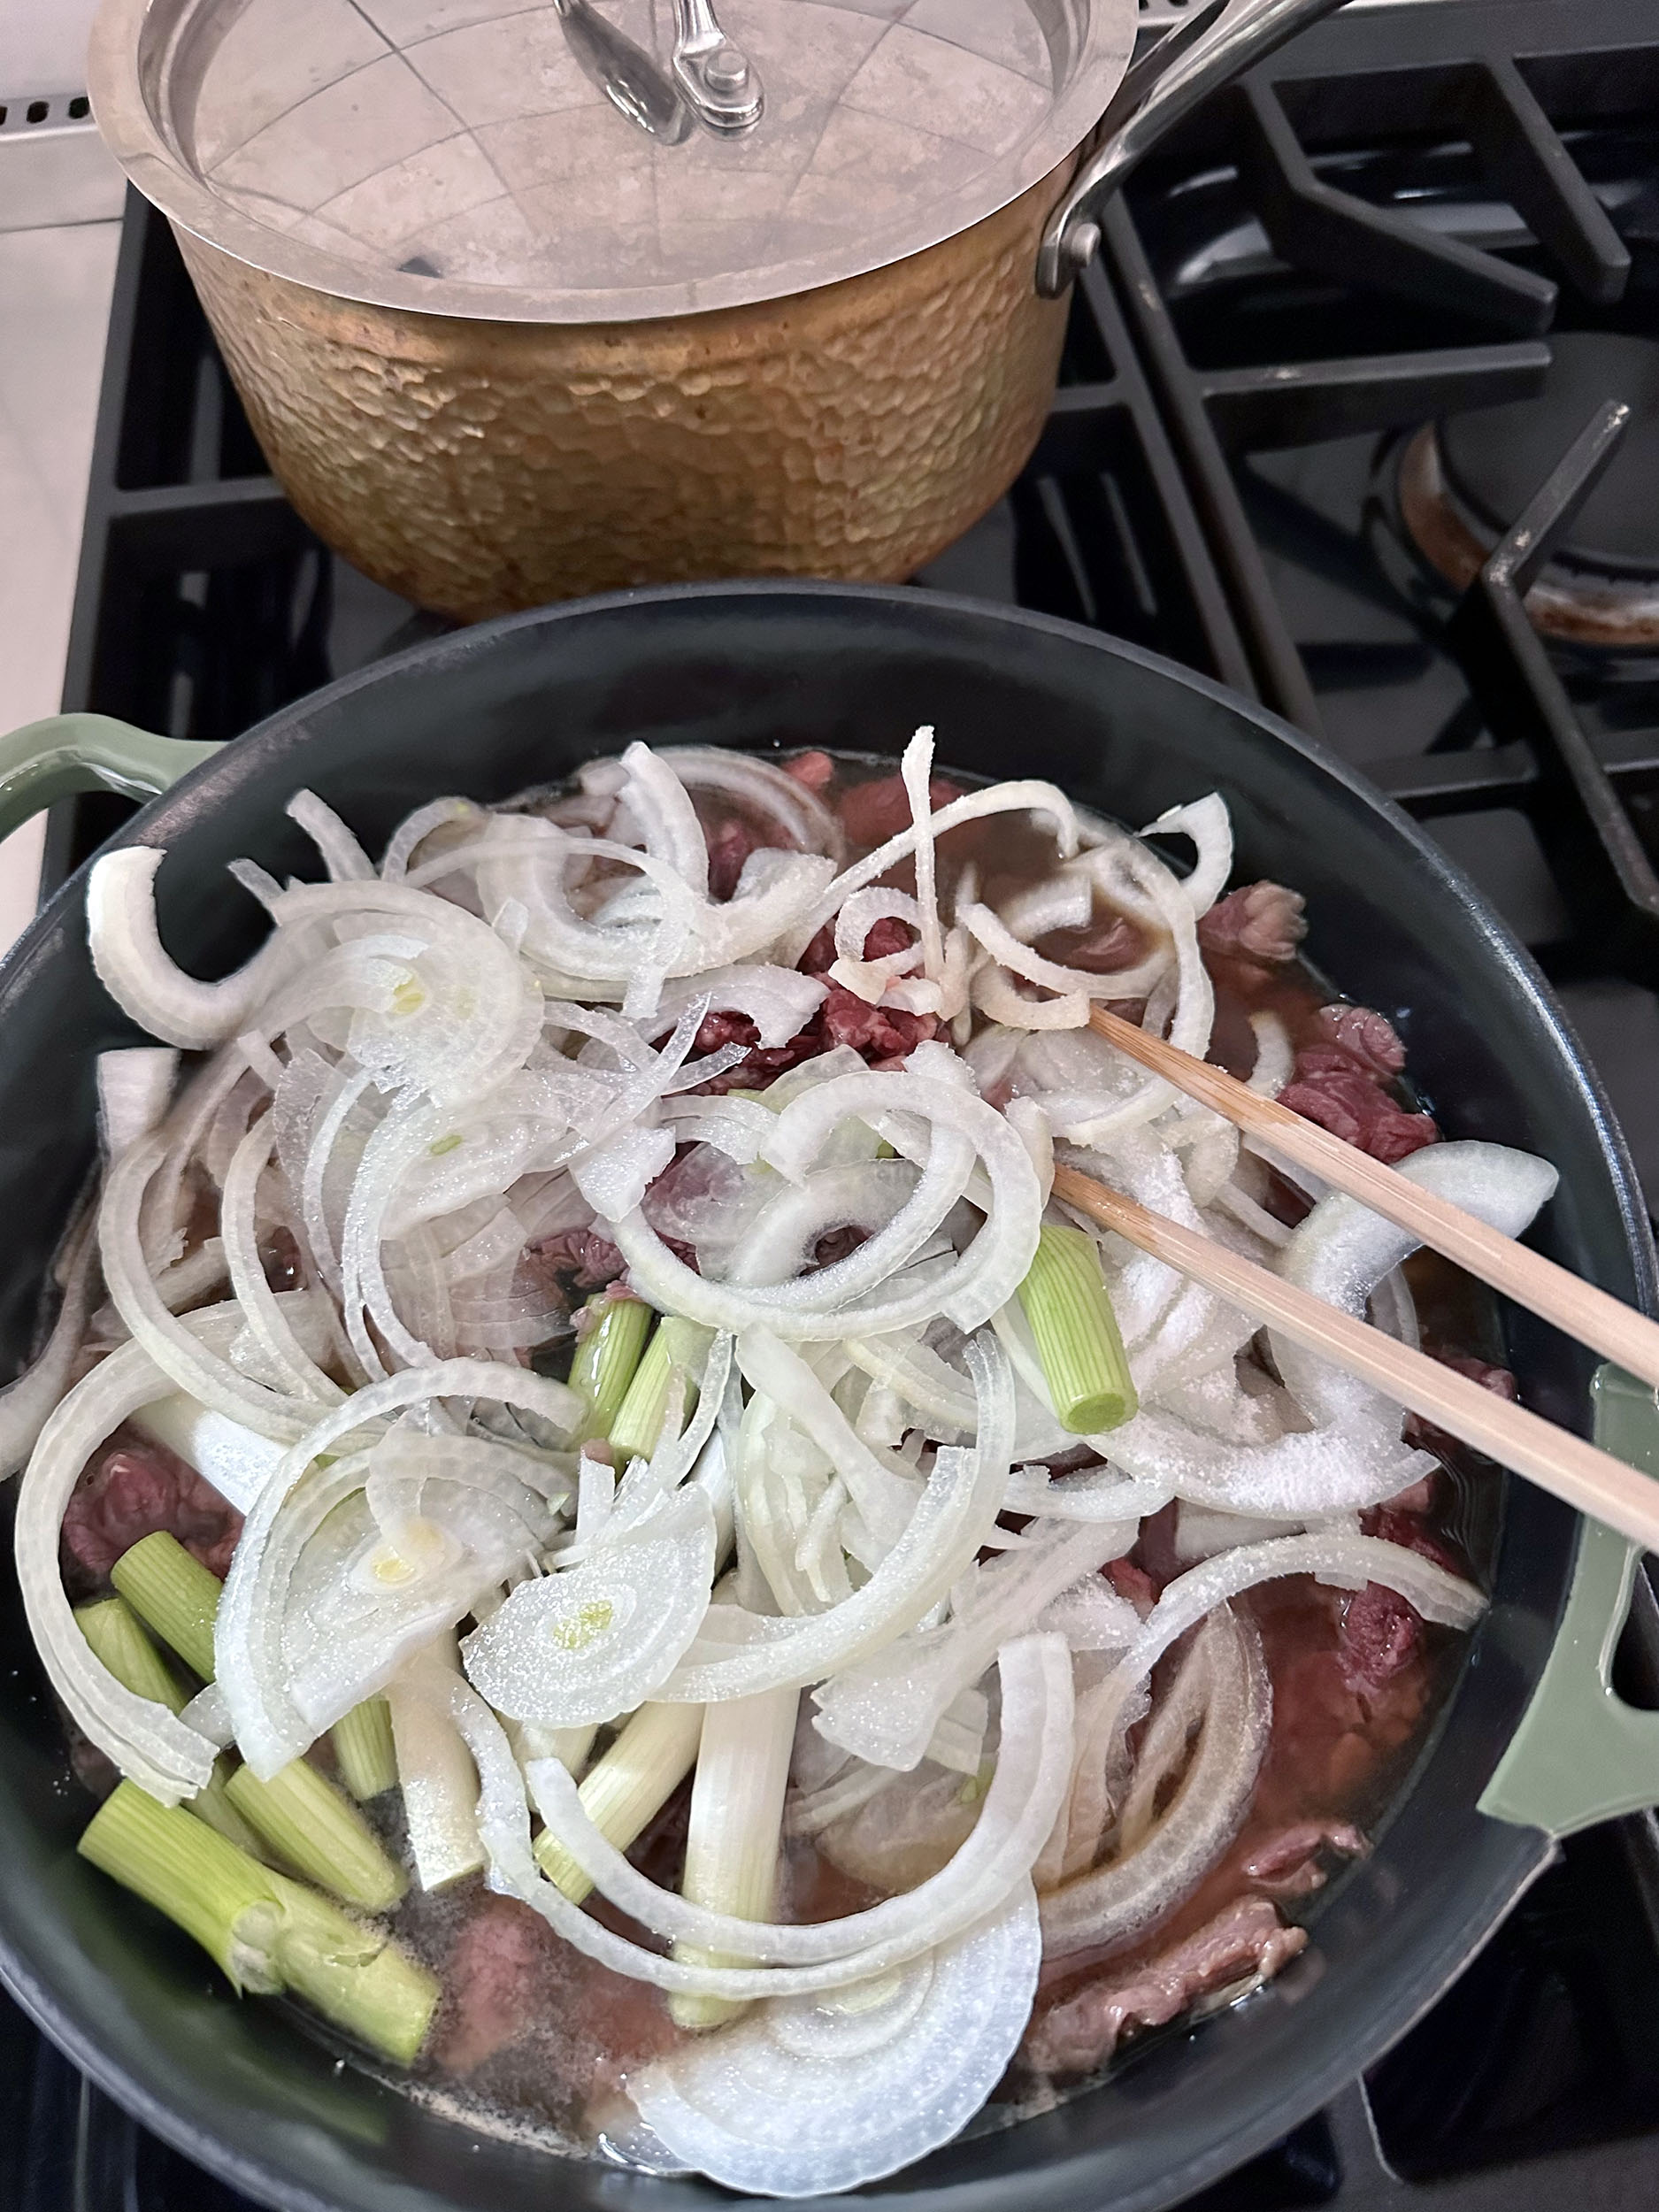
[1479,1363,1659,1837]
[1036,0,1356,298]
[0,716,221,849]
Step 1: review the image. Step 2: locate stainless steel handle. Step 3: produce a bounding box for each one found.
[1036,0,1355,296]
[672,0,764,134]
[554,0,695,143]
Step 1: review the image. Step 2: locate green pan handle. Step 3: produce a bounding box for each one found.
[1481,1363,1659,1836]
[0,714,222,846]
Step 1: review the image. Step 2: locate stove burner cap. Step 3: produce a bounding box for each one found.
[1440,333,1659,580]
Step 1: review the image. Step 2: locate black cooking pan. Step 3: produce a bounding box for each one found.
[1,582,1657,2212]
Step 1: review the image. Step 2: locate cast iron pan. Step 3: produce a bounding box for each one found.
[0,583,1652,2212]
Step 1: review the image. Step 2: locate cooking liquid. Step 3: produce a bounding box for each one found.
[361,751,1498,2145]
[58,749,1501,2157]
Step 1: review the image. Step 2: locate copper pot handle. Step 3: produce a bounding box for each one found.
[1036,0,1356,297]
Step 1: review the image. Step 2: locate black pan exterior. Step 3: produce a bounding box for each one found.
[0,583,1647,2212]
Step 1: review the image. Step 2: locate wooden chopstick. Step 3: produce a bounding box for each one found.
[1085,1002,1659,1392]
[1051,1164,1659,1552]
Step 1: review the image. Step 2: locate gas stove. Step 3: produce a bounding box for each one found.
[19,0,1659,2205]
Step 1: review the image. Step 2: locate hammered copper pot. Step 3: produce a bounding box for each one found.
[175,167,1072,623]
[91,0,1348,622]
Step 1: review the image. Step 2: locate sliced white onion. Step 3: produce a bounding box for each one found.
[461,1483,715,1726]
[97,1048,180,1161]
[16,1308,254,1801]
[1273,1141,1556,1428]
[658,748,846,864]
[99,1134,315,1442]
[216,1359,580,1778]
[88,847,301,1050]
[659,1333,1015,1701]
[380,796,483,881]
[901,726,948,990]
[626,1886,1041,2197]
[1040,1605,1271,1957]
[653,964,827,1049]
[524,1632,1071,1970]
[1086,1529,1483,1760]
[1141,793,1233,918]
[287,790,374,883]
[813,1517,1140,1772]
[219,1116,343,1407]
[618,741,711,902]
[736,1329,919,1555]
[961,896,1168,1005]
[782,780,1081,964]
[616,1071,1042,1342]
[972,965,1089,1031]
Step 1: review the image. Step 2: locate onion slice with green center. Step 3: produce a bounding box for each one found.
[462,1484,716,1727]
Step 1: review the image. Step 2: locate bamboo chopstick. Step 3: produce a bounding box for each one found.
[1050,1164,1659,1553]
[1086,1002,1659,1392]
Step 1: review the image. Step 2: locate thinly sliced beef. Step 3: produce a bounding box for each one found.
[1356,1503,1463,1577]
[693,1008,762,1055]
[837,771,963,850]
[1243,1821,1367,1898]
[62,1434,242,1586]
[1198,882,1307,965]
[1336,1484,1468,1699]
[819,984,937,1059]
[798,915,915,977]
[1337,1585,1421,1694]
[1278,1003,1439,1164]
[1036,913,1146,976]
[1403,1351,1516,1455]
[1025,1898,1306,2076]
[1307,1003,1406,1077]
[532,1228,626,1292]
[706,817,761,902]
[785,751,833,792]
[434,1892,675,2097]
[1105,1557,1158,1611]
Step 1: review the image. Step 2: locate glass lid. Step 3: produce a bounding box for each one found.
[90,0,1134,323]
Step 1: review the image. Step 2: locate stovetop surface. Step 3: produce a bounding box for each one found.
[22,0,1659,2205]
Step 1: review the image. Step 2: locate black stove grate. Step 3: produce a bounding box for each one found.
[27,1,1659,2205]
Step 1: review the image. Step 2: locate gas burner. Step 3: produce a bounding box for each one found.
[1397,335,1659,653]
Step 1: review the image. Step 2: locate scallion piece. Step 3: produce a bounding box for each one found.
[330,1698,397,1801]
[76,1595,184,1711]
[226,1759,407,1913]
[608,1317,710,1464]
[669,1686,797,2032]
[534,1701,703,1902]
[568,1294,652,1442]
[265,1870,437,2067]
[79,1782,437,2062]
[109,1537,404,1907]
[386,1632,487,1893]
[1016,1223,1139,1433]
[111,1531,220,1681]
[75,1595,264,1856]
[79,1778,282,1990]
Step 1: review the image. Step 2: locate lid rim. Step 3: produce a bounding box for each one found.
[88,0,1133,326]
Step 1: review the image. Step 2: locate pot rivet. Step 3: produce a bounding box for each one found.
[704,45,750,93]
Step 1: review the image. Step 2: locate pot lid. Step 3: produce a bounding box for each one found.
[89,0,1134,325]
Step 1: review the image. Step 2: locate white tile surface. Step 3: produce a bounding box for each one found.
[0,217,119,953]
